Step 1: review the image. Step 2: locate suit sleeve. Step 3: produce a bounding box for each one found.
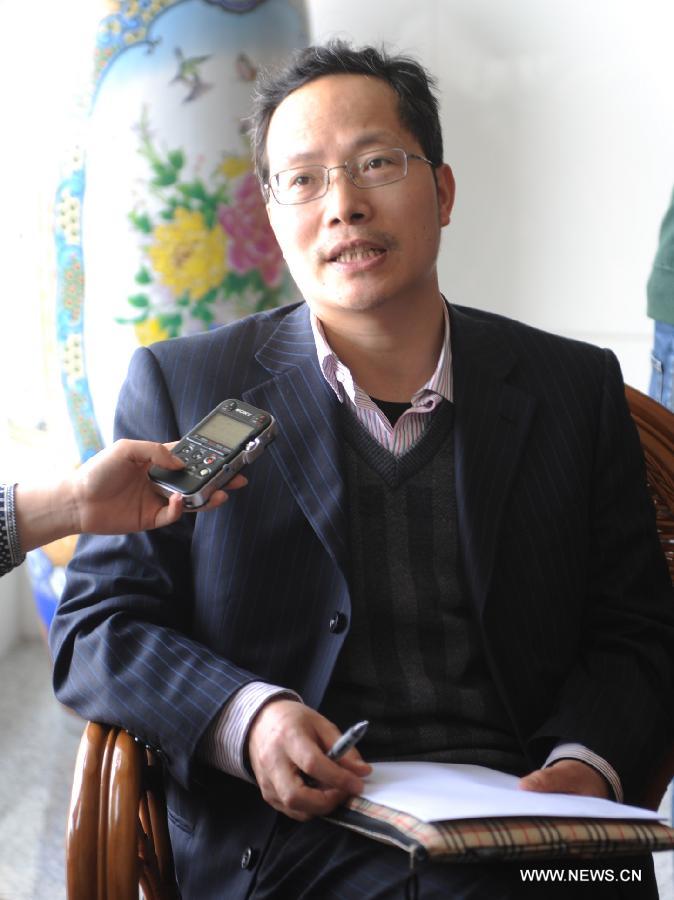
[531,350,674,800]
[48,347,261,789]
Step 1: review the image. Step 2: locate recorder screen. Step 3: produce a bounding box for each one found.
[200,413,253,449]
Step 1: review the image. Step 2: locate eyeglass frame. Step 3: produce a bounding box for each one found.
[263,147,436,206]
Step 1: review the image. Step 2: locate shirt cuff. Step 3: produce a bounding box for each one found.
[544,742,623,802]
[199,681,302,782]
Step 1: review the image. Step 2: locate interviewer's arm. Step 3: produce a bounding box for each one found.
[8,439,246,557]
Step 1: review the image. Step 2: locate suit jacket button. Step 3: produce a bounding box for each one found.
[240,846,257,870]
[329,611,347,634]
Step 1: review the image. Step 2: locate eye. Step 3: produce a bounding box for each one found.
[363,154,394,171]
[289,171,316,188]
[281,169,322,194]
[275,168,321,196]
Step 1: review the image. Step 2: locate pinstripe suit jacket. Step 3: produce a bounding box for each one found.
[50,300,674,899]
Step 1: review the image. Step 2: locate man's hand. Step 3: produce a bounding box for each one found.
[519,759,610,799]
[69,439,247,534]
[247,699,372,821]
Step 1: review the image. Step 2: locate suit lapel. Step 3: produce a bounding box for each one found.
[242,302,535,602]
[243,304,349,576]
[450,306,537,617]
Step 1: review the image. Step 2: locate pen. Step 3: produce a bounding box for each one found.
[326,719,369,761]
[302,720,369,787]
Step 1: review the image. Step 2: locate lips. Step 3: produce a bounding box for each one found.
[324,238,390,264]
[331,247,385,263]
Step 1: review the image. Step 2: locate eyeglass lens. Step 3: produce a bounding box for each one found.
[272,148,409,204]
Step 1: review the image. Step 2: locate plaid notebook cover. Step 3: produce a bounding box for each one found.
[325,796,674,863]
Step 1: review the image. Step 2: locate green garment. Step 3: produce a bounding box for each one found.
[647,186,674,325]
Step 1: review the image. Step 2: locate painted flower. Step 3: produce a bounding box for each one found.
[148,207,227,301]
[219,155,251,180]
[218,172,284,288]
[134,316,170,346]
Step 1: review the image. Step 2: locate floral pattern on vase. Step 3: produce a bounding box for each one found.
[118,107,291,342]
[35,0,306,633]
[55,0,307,459]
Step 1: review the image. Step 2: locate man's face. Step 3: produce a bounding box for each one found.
[264,73,455,325]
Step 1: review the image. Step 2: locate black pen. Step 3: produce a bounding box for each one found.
[302,720,369,787]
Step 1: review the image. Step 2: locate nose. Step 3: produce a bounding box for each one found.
[322,165,372,226]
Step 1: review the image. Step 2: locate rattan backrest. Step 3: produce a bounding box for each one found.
[625,385,674,583]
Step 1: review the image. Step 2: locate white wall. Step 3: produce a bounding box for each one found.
[309,0,674,390]
[0,566,41,658]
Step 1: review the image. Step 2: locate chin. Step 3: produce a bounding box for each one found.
[329,294,390,315]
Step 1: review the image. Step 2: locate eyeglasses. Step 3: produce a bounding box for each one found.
[265,147,434,205]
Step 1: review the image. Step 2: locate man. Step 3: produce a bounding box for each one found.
[50,43,673,898]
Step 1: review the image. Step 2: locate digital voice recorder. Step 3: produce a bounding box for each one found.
[149,399,276,508]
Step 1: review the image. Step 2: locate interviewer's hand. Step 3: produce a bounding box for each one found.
[247,699,371,821]
[519,759,610,799]
[69,439,247,533]
[14,439,247,553]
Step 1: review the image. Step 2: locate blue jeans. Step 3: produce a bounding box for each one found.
[648,320,674,845]
[649,320,674,412]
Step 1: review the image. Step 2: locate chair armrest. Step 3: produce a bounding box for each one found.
[66,721,178,900]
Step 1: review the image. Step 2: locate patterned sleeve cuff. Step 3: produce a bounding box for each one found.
[544,742,623,802]
[0,484,25,577]
[199,681,302,781]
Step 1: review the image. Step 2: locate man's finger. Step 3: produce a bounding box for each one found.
[299,753,367,796]
[518,768,555,793]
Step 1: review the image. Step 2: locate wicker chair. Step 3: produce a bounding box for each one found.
[624,386,674,810]
[624,386,674,582]
[66,722,178,900]
[64,385,674,899]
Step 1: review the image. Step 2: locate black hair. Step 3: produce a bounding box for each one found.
[248,40,444,187]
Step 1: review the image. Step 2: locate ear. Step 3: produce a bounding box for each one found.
[436,163,455,227]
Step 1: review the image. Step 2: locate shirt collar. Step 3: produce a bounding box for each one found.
[309,300,453,407]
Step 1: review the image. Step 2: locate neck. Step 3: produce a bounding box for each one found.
[318,294,446,402]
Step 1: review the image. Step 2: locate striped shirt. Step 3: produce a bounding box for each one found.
[310,303,453,455]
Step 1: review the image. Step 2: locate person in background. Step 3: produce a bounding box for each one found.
[647,185,674,411]
[0,439,246,577]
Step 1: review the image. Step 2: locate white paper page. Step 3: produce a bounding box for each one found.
[360,762,663,824]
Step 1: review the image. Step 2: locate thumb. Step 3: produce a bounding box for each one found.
[519,767,557,793]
